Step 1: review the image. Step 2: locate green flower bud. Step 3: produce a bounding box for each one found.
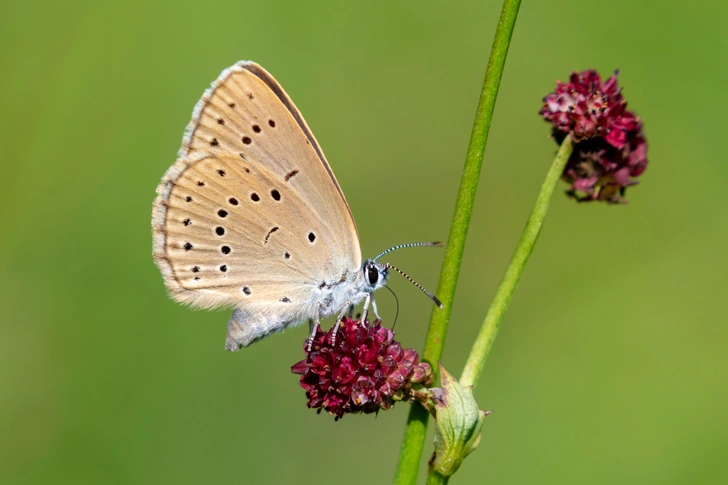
[429,364,491,477]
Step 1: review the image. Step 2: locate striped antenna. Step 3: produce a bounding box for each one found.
[382,263,443,309]
[373,241,443,261]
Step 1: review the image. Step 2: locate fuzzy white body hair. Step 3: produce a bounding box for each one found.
[225,268,374,349]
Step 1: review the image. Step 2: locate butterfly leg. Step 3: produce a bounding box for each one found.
[370,295,381,321]
[330,303,351,347]
[360,293,381,326]
[360,293,372,326]
[306,317,320,352]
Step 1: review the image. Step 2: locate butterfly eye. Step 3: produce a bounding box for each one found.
[367,266,379,285]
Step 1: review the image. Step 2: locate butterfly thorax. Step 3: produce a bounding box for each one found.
[316,260,389,318]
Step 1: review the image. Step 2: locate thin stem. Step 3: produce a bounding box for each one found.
[460,134,574,388]
[393,1,522,484]
[426,471,449,485]
[394,405,430,485]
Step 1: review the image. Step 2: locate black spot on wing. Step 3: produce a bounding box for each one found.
[264,227,279,244]
[285,170,299,181]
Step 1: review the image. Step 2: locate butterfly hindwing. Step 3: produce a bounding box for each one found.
[156,151,342,306]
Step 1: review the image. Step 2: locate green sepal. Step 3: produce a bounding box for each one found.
[430,364,490,476]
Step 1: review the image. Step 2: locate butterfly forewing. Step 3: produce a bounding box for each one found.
[179,61,360,266]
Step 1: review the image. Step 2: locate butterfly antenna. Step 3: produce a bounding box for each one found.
[383,285,400,330]
[373,241,443,262]
[383,263,443,309]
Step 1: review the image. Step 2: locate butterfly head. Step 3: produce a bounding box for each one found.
[362,260,390,292]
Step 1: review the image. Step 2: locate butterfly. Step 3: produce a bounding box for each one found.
[152,61,442,351]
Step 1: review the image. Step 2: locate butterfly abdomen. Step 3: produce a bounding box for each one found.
[225,307,287,350]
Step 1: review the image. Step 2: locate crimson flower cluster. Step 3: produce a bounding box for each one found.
[540,69,648,203]
[291,318,433,420]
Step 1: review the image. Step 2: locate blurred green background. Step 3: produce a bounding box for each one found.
[2,1,727,483]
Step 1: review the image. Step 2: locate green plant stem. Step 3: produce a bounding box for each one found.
[426,471,449,485]
[393,1,522,484]
[460,134,574,388]
[419,135,573,485]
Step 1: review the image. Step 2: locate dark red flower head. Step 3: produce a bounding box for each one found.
[540,69,648,203]
[291,318,433,420]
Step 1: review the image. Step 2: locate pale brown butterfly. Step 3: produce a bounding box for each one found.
[152,61,442,351]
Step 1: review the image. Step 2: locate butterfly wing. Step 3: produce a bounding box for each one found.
[152,62,362,348]
[180,61,360,263]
